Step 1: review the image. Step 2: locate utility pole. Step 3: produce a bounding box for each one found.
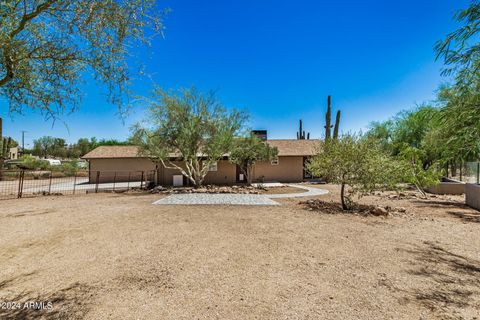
[21,130,26,154]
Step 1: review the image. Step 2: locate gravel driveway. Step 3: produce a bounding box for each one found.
[153,184,328,206]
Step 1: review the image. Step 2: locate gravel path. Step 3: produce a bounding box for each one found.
[153,184,328,206]
[153,193,280,206]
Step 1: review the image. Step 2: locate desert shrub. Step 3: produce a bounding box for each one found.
[308,134,405,210]
[399,146,442,197]
[57,162,79,176]
[20,155,50,170]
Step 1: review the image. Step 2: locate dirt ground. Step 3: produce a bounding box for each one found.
[0,185,479,320]
[262,186,306,194]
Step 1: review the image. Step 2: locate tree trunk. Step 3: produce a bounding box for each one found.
[340,183,348,210]
[246,167,253,186]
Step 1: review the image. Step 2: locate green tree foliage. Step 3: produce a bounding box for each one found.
[308,134,404,210]
[31,136,129,159]
[229,134,278,185]
[435,1,480,86]
[20,154,50,170]
[399,146,443,197]
[431,1,480,173]
[2,137,19,148]
[435,85,480,163]
[0,0,165,117]
[32,136,58,158]
[367,120,394,153]
[367,106,441,168]
[132,87,247,187]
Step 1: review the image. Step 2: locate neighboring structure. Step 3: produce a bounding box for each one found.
[8,147,19,160]
[82,139,320,186]
[466,183,480,210]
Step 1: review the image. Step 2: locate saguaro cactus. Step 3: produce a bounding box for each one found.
[296,119,310,140]
[333,110,341,140]
[325,96,332,140]
[324,96,341,140]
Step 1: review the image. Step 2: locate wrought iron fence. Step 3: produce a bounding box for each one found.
[0,170,156,200]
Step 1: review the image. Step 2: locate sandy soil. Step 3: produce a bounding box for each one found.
[0,185,479,319]
[261,186,306,194]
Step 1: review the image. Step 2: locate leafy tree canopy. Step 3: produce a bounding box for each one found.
[308,134,405,210]
[132,87,248,187]
[0,0,165,118]
[229,134,278,185]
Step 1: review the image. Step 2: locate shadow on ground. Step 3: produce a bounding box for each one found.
[410,200,467,209]
[395,241,480,318]
[447,210,480,223]
[0,281,94,320]
[411,199,480,223]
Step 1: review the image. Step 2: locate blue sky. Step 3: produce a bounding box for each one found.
[0,0,468,147]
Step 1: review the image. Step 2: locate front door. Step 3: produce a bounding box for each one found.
[236,165,245,183]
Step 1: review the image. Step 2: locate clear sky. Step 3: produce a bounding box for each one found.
[0,0,467,148]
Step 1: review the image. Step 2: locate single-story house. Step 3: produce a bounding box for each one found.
[82,138,320,186]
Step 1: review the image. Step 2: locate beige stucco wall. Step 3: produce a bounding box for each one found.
[88,156,306,185]
[158,160,236,186]
[252,156,304,182]
[426,182,466,195]
[204,161,237,185]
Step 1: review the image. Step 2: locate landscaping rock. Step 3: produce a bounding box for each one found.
[371,207,389,216]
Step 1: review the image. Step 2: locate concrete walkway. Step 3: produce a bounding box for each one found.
[153,184,328,206]
[266,184,329,199]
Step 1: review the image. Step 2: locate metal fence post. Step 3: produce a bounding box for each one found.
[460,162,463,182]
[477,161,480,184]
[73,172,77,195]
[48,171,52,194]
[17,170,24,199]
[95,171,100,193]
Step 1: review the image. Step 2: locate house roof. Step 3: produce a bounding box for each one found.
[82,139,321,159]
[266,139,320,156]
[82,146,141,159]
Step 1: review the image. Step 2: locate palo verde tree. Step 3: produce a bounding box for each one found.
[229,134,278,185]
[0,0,165,117]
[132,87,247,187]
[308,134,403,210]
[435,0,480,86]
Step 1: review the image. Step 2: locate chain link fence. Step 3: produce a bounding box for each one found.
[0,170,156,200]
[446,162,480,184]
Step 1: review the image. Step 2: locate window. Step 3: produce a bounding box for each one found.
[271,157,279,165]
[208,162,218,172]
